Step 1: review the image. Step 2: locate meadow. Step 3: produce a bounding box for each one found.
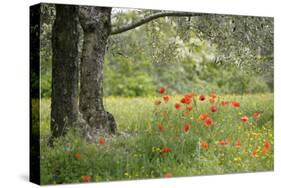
[39,91,273,184]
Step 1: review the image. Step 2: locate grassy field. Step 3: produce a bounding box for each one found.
[38,93,274,184]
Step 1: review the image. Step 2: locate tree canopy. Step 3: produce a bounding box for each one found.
[39,5,273,97]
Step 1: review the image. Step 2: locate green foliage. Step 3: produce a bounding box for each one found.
[103,53,270,96]
[193,62,270,94]
[104,11,273,96]
[104,57,155,97]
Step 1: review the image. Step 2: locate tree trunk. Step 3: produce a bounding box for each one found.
[78,6,116,134]
[51,5,79,138]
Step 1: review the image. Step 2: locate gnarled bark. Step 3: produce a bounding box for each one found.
[50,5,80,138]
[78,6,117,135]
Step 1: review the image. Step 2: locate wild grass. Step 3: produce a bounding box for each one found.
[39,93,273,184]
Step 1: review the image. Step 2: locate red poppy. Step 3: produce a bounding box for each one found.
[262,147,269,154]
[186,106,193,111]
[185,95,192,102]
[154,100,161,106]
[82,175,91,182]
[204,117,214,127]
[232,101,240,108]
[262,141,272,154]
[252,149,257,157]
[253,112,261,118]
[209,98,216,104]
[161,147,172,153]
[200,141,209,149]
[234,139,241,148]
[199,113,209,121]
[163,95,169,103]
[199,95,206,101]
[180,98,186,104]
[164,172,173,178]
[98,137,106,145]
[240,116,249,122]
[74,153,81,160]
[175,103,181,110]
[181,97,191,104]
[157,123,164,131]
[183,124,190,132]
[218,139,230,145]
[220,101,228,106]
[159,87,165,94]
[210,106,218,113]
[264,140,271,150]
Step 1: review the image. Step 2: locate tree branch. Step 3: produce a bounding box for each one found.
[110,11,206,35]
